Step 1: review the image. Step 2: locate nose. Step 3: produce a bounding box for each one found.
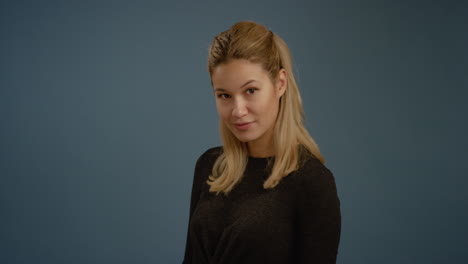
[232,98,248,118]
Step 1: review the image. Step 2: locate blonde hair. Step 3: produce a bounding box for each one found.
[207,21,325,196]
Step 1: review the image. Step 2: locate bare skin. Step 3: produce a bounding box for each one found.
[211,59,287,158]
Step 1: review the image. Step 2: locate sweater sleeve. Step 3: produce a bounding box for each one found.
[295,161,342,263]
[182,151,207,264]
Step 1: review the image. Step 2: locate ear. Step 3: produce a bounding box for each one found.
[275,68,287,98]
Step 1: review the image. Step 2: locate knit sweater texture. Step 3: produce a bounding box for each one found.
[182,146,341,264]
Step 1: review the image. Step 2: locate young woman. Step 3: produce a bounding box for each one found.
[183,21,341,264]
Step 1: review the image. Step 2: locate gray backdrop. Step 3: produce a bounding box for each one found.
[1,0,467,263]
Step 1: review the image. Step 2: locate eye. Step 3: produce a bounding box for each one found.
[217,93,231,99]
[246,88,258,94]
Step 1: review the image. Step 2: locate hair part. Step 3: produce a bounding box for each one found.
[207,21,325,196]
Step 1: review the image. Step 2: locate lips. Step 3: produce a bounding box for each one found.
[234,121,253,126]
[234,121,255,131]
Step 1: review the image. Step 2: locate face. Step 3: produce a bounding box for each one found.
[211,59,287,147]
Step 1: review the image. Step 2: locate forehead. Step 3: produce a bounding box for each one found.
[211,59,268,90]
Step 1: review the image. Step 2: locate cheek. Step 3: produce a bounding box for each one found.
[259,97,279,119]
[216,104,230,120]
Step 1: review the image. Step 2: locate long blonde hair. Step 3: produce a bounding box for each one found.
[207,21,325,196]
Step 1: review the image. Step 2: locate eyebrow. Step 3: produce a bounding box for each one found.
[214,79,257,92]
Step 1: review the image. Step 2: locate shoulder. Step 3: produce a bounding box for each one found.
[292,154,340,214]
[295,152,337,193]
[195,145,223,169]
[191,146,223,190]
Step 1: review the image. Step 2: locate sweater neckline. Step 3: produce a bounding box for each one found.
[247,155,275,167]
[248,155,274,160]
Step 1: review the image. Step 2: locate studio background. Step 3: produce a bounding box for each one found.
[1,1,467,263]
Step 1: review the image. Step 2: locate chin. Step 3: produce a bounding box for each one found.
[227,124,261,143]
[233,133,258,143]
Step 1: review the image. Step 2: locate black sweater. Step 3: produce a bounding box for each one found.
[182,146,341,264]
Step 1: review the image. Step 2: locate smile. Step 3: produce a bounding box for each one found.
[234,121,254,131]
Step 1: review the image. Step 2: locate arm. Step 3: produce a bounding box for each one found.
[182,153,206,264]
[295,163,342,263]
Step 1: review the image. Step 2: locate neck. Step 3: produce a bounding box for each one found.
[248,146,274,158]
[247,136,275,158]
